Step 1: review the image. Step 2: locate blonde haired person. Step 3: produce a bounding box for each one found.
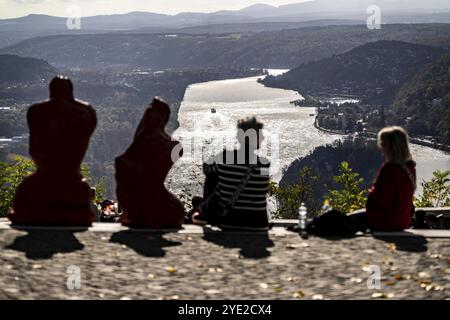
[361,126,417,231]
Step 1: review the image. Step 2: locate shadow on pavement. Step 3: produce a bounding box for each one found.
[6,228,87,260]
[110,230,182,257]
[310,232,428,253]
[202,227,274,259]
[373,235,428,253]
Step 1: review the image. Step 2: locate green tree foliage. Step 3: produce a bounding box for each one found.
[81,164,107,204]
[270,166,319,219]
[324,162,368,214]
[0,156,35,217]
[0,158,106,216]
[281,138,382,206]
[414,170,450,208]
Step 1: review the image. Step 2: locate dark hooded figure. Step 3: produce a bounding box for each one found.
[9,76,97,226]
[115,97,185,228]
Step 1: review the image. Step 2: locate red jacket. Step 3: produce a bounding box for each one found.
[367,161,416,231]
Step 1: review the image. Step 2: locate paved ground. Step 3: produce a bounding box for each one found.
[0,220,449,300]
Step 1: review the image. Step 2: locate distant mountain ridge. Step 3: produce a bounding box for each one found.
[262,40,445,104]
[1,0,450,47]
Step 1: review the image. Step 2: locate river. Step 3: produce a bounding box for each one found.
[167,70,450,203]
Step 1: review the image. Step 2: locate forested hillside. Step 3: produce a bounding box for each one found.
[0,54,56,82]
[393,52,450,144]
[3,24,450,69]
[262,41,444,104]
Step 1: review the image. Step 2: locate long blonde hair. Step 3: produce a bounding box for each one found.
[377,126,413,165]
[378,126,416,190]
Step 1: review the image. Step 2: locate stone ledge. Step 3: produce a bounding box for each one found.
[1,218,449,238]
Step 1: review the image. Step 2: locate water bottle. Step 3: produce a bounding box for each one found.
[322,199,331,214]
[298,203,308,238]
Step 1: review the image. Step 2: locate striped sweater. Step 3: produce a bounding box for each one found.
[203,149,270,229]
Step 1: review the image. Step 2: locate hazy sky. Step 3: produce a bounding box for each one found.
[0,0,310,19]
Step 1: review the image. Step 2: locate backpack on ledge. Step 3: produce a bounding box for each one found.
[308,210,360,237]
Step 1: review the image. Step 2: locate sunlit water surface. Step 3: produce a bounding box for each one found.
[167,70,450,205]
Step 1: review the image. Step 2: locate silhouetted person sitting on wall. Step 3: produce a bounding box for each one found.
[115,97,185,229]
[195,116,271,231]
[8,76,97,226]
[351,126,417,231]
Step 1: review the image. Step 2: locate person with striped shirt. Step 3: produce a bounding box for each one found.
[193,116,271,230]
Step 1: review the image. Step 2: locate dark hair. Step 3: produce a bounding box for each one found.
[191,196,203,208]
[49,76,74,100]
[237,116,264,132]
[100,199,114,209]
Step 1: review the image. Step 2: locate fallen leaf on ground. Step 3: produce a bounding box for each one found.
[293,291,305,298]
[259,283,269,289]
[300,242,310,247]
[4,288,19,294]
[362,265,371,272]
[274,287,284,293]
[372,292,386,299]
[32,264,43,269]
[390,266,398,271]
[166,266,177,274]
[147,273,156,280]
[418,272,430,279]
[312,294,324,300]
[419,279,432,286]
[393,274,407,281]
[388,243,397,252]
[383,256,394,265]
[205,289,221,295]
[286,277,297,282]
[350,277,363,284]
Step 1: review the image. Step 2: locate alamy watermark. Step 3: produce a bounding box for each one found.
[66,4,82,30]
[367,5,381,30]
[366,265,381,290]
[66,265,81,290]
